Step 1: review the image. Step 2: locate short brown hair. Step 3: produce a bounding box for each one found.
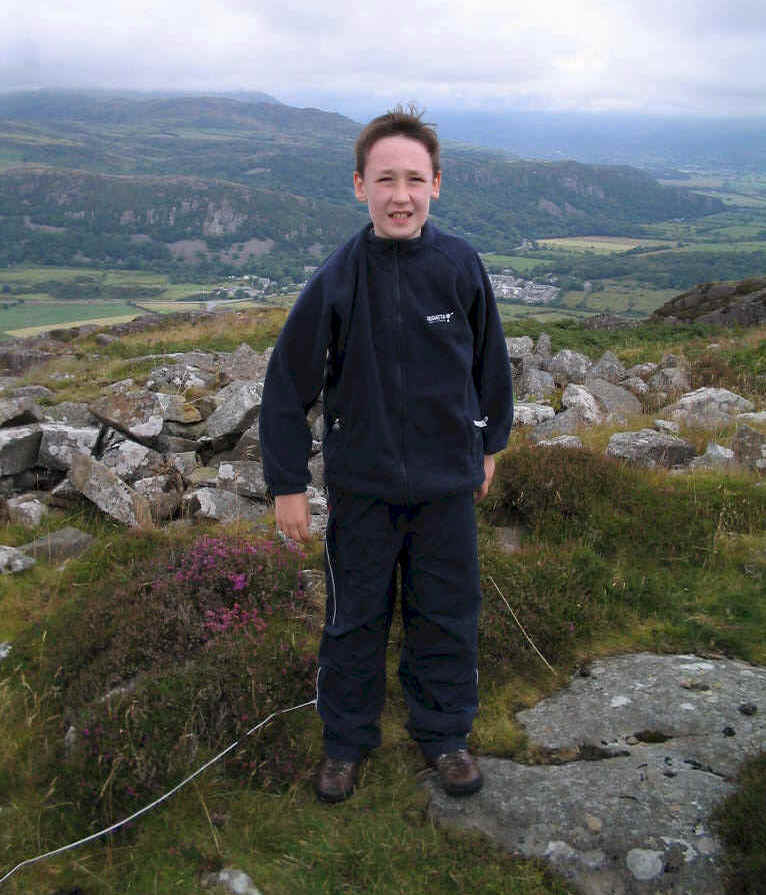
[354,104,440,177]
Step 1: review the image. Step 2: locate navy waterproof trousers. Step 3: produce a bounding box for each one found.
[317,488,482,761]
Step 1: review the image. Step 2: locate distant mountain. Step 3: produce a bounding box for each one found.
[0,91,724,273]
[651,278,766,326]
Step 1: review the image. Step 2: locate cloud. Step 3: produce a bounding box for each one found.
[1,0,765,115]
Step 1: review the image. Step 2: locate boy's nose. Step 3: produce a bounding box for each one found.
[392,179,409,202]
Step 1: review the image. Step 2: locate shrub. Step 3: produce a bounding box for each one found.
[11,533,318,826]
[711,751,766,894]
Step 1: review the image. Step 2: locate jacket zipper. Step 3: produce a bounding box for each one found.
[393,241,410,501]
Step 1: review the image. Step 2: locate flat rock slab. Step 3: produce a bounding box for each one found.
[426,653,765,895]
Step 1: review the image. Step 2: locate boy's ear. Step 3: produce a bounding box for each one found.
[431,171,442,200]
[353,171,367,202]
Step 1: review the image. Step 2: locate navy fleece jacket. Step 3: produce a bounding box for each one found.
[260,221,513,503]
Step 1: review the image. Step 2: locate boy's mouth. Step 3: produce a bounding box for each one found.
[389,212,412,220]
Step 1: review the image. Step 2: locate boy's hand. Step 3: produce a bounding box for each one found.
[275,492,311,542]
[474,454,496,503]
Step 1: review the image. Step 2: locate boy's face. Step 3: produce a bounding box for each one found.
[353,135,441,240]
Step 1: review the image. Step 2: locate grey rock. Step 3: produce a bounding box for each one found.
[8,385,54,400]
[0,397,42,428]
[666,387,754,427]
[513,402,556,427]
[182,487,267,523]
[230,423,261,461]
[0,425,42,475]
[89,389,167,443]
[206,380,263,440]
[187,466,219,487]
[588,350,626,384]
[535,332,553,361]
[42,401,99,427]
[731,423,766,471]
[7,495,47,527]
[68,453,153,527]
[38,423,100,471]
[606,429,697,468]
[537,435,583,449]
[517,366,556,401]
[428,653,766,895]
[219,343,272,382]
[47,477,89,509]
[660,352,688,369]
[216,461,268,500]
[621,376,649,397]
[103,378,136,393]
[18,526,94,562]
[653,419,680,435]
[0,544,36,574]
[738,410,766,425]
[583,379,642,422]
[0,642,11,661]
[625,362,658,380]
[146,363,218,392]
[155,433,201,453]
[133,474,183,521]
[548,349,592,385]
[506,336,535,362]
[163,418,208,439]
[100,439,166,483]
[169,451,198,479]
[689,443,736,469]
[562,384,603,424]
[530,407,586,442]
[648,366,691,392]
[200,867,263,895]
[306,484,327,515]
[155,393,203,424]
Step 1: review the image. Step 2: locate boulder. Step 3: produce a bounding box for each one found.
[731,423,766,471]
[231,423,261,461]
[621,376,649,396]
[169,451,199,479]
[625,362,658,380]
[68,453,153,527]
[42,402,99,427]
[99,439,166,483]
[182,487,267,523]
[689,443,736,470]
[89,389,167,444]
[537,435,584,449]
[648,366,691,392]
[606,429,697,468]
[535,332,553,361]
[665,387,755,427]
[18,526,94,562]
[517,366,556,401]
[219,343,272,381]
[155,393,203,424]
[0,545,36,574]
[513,403,556,427]
[561,385,603,425]
[582,379,642,422]
[206,381,263,441]
[0,397,42,428]
[506,336,534,363]
[548,349,592,385]
[38,423,100,471]
[0,426,42,475]
[587,350,626,384]
[308,453,325,488]
[146,363,218,392]
[133,474,183,521]
[216,461,268,500]
[529,408,586,442]
[8,385,54,400]
[7,495,48,527]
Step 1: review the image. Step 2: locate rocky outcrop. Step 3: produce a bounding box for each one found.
[652,277,766,326]
[427,653,766,895]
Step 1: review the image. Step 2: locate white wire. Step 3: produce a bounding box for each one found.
[0,698,317,887]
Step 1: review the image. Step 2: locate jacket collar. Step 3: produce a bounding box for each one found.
[363,220,435,255]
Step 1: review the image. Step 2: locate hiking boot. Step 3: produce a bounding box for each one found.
[314,755,360,803]
[429,749,483,796]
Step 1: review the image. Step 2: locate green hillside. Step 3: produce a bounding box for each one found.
[0,91,723,275]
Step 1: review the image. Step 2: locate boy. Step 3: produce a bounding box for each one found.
[259,107,513,803]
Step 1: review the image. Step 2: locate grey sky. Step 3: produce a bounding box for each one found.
[2,0,766,116]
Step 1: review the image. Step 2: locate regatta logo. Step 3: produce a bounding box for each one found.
[425,312,454,325]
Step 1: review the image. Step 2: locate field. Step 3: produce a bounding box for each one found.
[535,236,672,253]
[0,301,142,338]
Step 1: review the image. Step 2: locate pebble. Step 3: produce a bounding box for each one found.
[626,848,664,881]
[585,813,603,833]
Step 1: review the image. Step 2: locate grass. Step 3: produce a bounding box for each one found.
[0,308,764,893]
